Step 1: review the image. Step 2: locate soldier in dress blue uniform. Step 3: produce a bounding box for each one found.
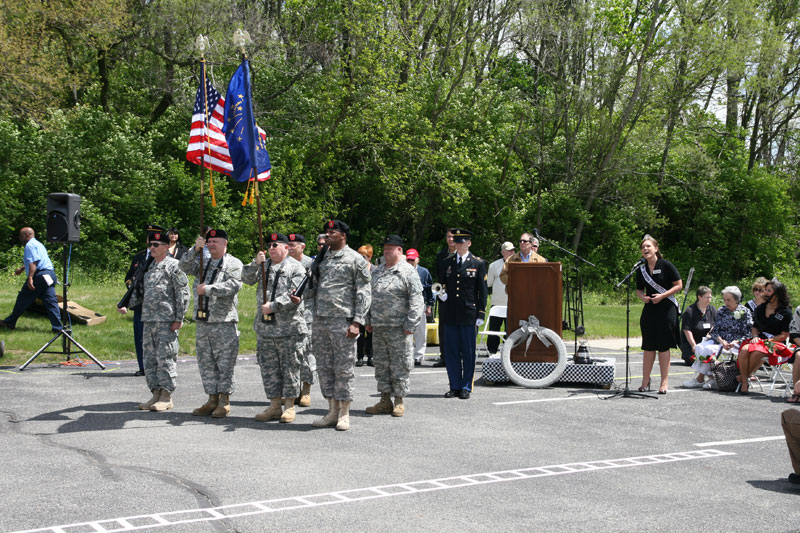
[437,228,487,399]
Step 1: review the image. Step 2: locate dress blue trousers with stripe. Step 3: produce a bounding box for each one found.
[443,324,477,392]
[133,308,144,372]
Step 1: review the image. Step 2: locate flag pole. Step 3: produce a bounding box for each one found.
[234,29,269,321]
[195,34,210,317]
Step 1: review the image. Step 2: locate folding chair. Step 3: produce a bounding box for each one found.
[477,305,506,355]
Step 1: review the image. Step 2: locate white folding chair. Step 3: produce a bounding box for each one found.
[477,305,506,355]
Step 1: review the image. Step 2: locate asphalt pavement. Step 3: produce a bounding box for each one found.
[1,340,798,532]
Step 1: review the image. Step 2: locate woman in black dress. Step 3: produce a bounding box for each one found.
[635,235,683,394]
[737,278,792,394]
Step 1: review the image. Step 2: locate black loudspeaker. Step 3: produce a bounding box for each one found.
[46,193,81,243]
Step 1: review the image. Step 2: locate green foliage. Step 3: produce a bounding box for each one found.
[0,0,798,295]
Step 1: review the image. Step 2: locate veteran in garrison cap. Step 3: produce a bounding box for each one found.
[304,219,371,431]
[437,228,487,399]
[364,235,424,417]
[287,233,317,407]
[242,232,308,423]
[120,229,190,412]
[178,228,243,418]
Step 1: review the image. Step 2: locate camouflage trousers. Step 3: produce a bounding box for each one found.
[257,334,305,398]
[143,321,179,392]
[371,326,414,397]
[313,317,357,401]
[196,321,239,395]
[300,325,316,384]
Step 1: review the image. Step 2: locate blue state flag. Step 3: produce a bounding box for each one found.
[222,59,271,182]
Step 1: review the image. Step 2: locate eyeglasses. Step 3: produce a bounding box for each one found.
[753,288,764,293]
[148,243,164,247]
[520,239,532,243]
[268,243,282,249]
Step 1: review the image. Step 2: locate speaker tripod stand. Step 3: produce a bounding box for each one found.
[19,244,105,371]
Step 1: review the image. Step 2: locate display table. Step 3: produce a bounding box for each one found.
[482,357,616,388]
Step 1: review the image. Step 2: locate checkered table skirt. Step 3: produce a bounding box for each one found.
[482,357,616,386]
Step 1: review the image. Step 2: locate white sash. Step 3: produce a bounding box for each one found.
[640,264,678,309]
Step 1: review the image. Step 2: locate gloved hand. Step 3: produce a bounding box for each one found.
[476,318,484,327]
[438,292,448,302]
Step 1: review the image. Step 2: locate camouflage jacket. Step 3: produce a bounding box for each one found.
[241,255,308,337]
[367,260,424,330]
[130,256,190,323]
[178,247,242,323]
[299,254,315,325]
[307,245,371,325]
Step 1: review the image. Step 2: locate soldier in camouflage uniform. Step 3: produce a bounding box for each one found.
[365,235,424,417]
[287,233,316,407]
[118,230,190,412]
[241,233,308,423]
[178,228,243,418]
[305,220,371,431]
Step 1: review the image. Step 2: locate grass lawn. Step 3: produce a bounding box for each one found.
[582,303,643,339]
[0,275,259,367]
[0,274,645,367]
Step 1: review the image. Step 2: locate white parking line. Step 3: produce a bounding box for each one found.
[694,436,786,447]
[13,449,733,533]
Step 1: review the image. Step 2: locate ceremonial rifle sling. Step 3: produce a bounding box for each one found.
[198,255,224,320]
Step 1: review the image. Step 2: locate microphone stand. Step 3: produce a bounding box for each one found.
[605,261,655,399]
[534,230,595,356]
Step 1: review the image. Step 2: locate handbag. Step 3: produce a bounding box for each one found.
[711,360,739,392]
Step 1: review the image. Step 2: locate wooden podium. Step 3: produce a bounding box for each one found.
[507,262,562,362]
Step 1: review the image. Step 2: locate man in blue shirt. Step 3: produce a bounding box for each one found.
[0,227,63,331]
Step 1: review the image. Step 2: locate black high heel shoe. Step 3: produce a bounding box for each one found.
[638,381,651,392]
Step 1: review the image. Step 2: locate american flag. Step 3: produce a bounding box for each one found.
[186,73,233,175]
[186,68,270,181]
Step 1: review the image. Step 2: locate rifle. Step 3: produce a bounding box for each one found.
[294,244,329,298]
[118,256,154,309]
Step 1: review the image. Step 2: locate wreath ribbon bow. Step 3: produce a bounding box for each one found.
[518,315,553,352]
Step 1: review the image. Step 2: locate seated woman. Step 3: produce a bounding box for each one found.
[745,276,768,315]
[684,286,752,389]
[680,286,716,366]
[737,279,792,394]
[788,306,800,403]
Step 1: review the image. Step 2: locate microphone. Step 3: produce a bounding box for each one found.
[533,228,540,239]
[633,257,645,268]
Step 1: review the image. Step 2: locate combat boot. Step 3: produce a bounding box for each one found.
[365,392,393,414]
[255,398,282,421]
[138,389,160,410]
[150,389,173,411]
[212,393,230,418]
[392,396,405,417]
[280,398,296,423]
[336,400,351,431]
[298,382,312,407]
[312,398,339,427]
[192,394,219,416]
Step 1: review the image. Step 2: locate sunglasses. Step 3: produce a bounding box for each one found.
[148,242,165,247]
[520,239,532,243]
[268,242,283,249]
